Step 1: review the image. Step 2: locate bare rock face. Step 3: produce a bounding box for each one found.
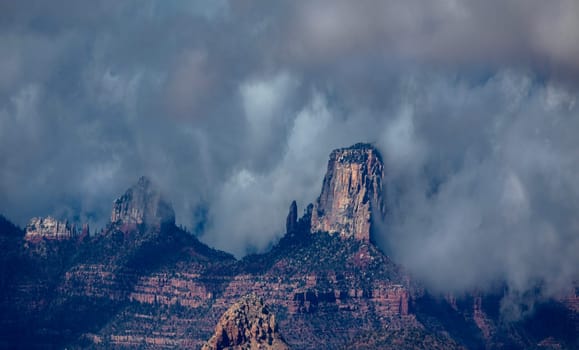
[203,294,289,350]
[25,216,77,241]
[110,176,175,227]
[311,143,385,242]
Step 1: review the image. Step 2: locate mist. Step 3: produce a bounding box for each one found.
[0,1,578,298]
[374,72,579,301]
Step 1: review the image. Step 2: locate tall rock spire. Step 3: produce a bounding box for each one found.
[310,143,385,242]
[110,176,175,227]
[286,200,298,235]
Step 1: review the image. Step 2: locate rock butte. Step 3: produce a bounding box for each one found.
[311,142,385,242]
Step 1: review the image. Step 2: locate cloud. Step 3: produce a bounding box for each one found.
[376,72,579,299]
[202,92,334,257]
[0,0,577,301]
[286,0,579,82]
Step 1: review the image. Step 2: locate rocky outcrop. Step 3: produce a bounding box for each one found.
[284,201,313,241]
[203,294,289,350]
[24,216,77,241]
[110,176,175,227]
[286,201,298,235]
[311,143,385,242]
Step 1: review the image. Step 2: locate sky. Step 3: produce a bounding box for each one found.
[1,1,578,302]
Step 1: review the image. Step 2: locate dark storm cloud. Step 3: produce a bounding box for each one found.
[0,1,578,303]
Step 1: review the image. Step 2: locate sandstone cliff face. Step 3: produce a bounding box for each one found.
[311,143,385,241]
[25,216,77,241]
[110,176,175,227]
[203,294,289,350]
